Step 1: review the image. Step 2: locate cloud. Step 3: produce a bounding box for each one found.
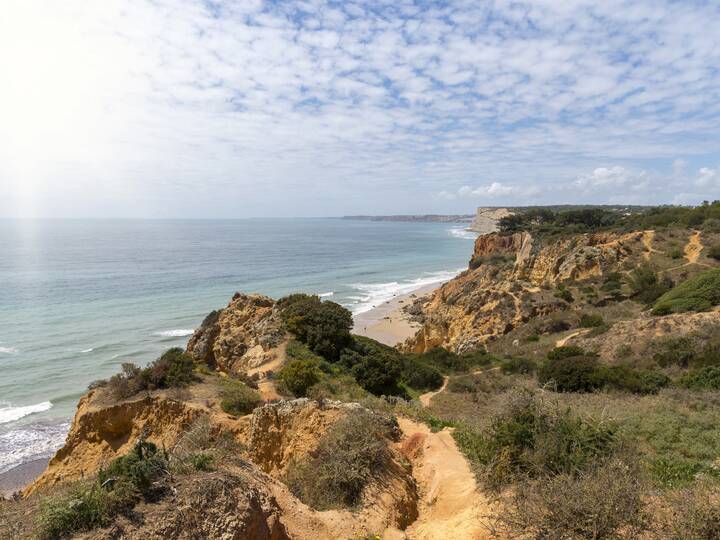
[696,167,718,188]
[1,0,720,216]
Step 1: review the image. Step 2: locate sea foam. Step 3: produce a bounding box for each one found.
[0,346,18,354]
[349,268,463,315]
[154,329,195,338]
[0,401,53,425]
[0,421,71,474]
[448,227,478,240]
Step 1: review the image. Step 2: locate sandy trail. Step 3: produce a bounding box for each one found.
[641,230,662,260]
[555,328,591,348]
[398,418,493,540]
[684,230,703,263]
[418,377,448,407]
[246,342,287,401]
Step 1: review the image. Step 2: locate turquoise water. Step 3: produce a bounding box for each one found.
[0,218,475,472]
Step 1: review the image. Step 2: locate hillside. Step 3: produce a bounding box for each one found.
[3,202,720,539]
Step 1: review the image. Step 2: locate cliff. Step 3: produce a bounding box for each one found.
[469,207,512,233]
[187,293,287,374]
[402,230,647,353]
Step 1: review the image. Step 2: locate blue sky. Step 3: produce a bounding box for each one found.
[1,0,719,217]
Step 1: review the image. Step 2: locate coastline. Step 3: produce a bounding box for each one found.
[0,458,48,498]
[353,282,439,346]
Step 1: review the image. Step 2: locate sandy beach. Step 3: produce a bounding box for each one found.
[353,282,440,346]
[0,458,48,498]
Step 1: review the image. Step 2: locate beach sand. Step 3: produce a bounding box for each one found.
[0,458,48,498]
[353,282,439,346]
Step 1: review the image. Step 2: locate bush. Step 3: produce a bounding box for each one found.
[658,482,720,539]
[37,440,168,539]
[285,411,392,509]
[500,357,536,375]
[496,458,647,539]
[628,265,672,305]
[546,345,587,361]
[578,313,604,328]
[350,352,403,396]
[555,288,574,303]
[652,269,720,315]
[454,391,617,489]
[37,482,131,540]
[539,356,601,392]
[219,379,262,415]
[591,365,670,394]
[279,294,353,361]
[400,358,444,392]
[679,366,720,390]
[278,359,322,397]
[447,376,477,393]
[653,337,696,368]
[106,348,197,398]
[413,347,494,374]
[708,245,720,261]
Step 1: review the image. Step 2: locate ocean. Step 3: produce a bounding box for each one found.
[0,218,475,474]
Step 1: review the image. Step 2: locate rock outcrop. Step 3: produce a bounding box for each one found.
[403,230,646,353]
[187,293,286,374]
[469,207,512,233]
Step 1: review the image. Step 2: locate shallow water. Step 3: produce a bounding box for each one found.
[0,218,474,472]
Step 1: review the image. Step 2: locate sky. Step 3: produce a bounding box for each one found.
[1,0,719,218]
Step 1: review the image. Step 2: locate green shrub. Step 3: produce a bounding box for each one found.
[652,269,720,315]
[400,358,443,392]
[285,411,392,509]
[591,365,670,394]
[447,376,477,393]
[98,440,168,496]
[496,458,647,539]
[554,288,574,303]
[187,452,214,471]
[36,482,131,540]
[708,245,720,260]
[628,265,672,305]
[219,379,262,415]
[578,313,604,328]
[350,352,403,396]
[279,294,353,361]
[546,345,586,361]
[679,366,720,390]
[525,334,540,342]
[106,348,197,398]
[278,359,322,397]
[454,391,617,490]
[38,440,168,539]
[539,356,601,392]
[652,337,696,368]
[500,357,536,375]
[670,246,684,259]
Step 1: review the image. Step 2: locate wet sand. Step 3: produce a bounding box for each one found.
[0,458,48,498]
[353,283,440,346]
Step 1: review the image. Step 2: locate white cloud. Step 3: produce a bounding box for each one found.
[0,0,719,216]
[696,167,718,187]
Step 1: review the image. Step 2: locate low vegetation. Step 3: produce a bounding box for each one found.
[285,410,393,510]
[100,347,197,398]
[453,390,617,490]
[652,268,720,315]
[219,379,262,415]
[37,440,168,539]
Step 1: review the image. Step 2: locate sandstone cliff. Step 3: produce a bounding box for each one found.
[187,293,286,374]
[403,230,647,353]
[470,207,512,233]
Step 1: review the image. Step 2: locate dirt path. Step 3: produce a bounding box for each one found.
[555,328,590,348]
[398,418,494,540]
[418,377,448,407]
[246,341,287,401]
[641,230,665,261]
[685,230,703,263]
